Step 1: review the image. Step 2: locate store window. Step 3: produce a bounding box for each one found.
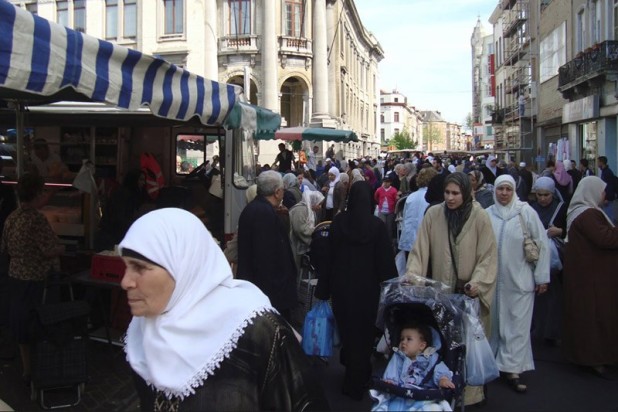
[176,134,205,175]
[284,0,303,37]
[164,0,184,35]
[580,121,598,170]
[229,0,251,36]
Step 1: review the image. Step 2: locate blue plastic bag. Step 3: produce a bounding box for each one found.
[302,300,335,357]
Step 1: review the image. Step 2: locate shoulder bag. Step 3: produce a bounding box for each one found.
[518,213,539,263]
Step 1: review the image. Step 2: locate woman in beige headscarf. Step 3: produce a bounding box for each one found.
[563,176,618,378]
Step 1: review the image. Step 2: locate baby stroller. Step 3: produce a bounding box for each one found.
[298,221,331,314]
[369,278,466,411]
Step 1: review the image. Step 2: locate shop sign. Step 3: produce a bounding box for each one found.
[562,95,599,124]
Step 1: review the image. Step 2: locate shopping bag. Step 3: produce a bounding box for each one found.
[549,237,564,272]
[302,300,335,357]
[460,298,499,385]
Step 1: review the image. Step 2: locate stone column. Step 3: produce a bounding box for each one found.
[326,0,338,116]
[262,0,278,111]
[311,0,330,126]
[203,0,218,80]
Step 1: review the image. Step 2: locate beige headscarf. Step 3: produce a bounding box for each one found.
[566,176,614,235]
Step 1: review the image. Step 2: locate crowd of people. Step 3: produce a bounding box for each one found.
[2,140,616,411]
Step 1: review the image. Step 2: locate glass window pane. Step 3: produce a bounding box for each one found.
[241,0,250,34]
[124,1,137,38]
[229,0,238,35]
[57,1,68,27]
[233,130,255,188]
[175,0,184,33]
[164,0,173,34]
[106,1,118,39]
[74,0,86,32]
[176,134,205,175]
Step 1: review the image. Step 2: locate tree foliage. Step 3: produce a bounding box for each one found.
[422,124,442,151]
[390,129,417,150]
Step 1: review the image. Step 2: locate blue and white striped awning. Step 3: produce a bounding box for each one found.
[0,0,242,126]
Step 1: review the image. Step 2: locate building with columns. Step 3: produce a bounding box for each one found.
[379,90,424,149]
[12,0,384,163]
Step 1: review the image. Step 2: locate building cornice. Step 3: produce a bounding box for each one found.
[343,0,385,61]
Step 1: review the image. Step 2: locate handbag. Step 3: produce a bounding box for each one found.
[301,300,335,357]
[518,213,539,263]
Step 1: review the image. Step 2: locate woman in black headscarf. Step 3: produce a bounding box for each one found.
[315,182,397,400]
[315,181,397,401]
[406,172,497,406]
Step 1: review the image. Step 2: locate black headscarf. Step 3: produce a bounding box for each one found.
[443,172,473,240]
[339,181,375,243]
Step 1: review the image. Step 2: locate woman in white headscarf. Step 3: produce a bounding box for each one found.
[562,176,618,377]
[351,168,365,184]
[487,175,549,393]
[289,190,325,271]
[321,166,340,221]
[120,208,327,411]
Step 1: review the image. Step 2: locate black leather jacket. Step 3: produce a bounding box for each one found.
[134,311,330,411]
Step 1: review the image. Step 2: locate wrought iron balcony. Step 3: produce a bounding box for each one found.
[558,41,618,91]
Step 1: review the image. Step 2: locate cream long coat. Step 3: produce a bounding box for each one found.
[405,202,498,335]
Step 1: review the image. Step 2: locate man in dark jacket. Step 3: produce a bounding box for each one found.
[237,171,297,320]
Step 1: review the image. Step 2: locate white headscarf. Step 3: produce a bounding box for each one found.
[351,168,364,183]
[326,166,340,209]
[301,190,324,227]
[566,176,614,234]
[486,155,498,175]
[491,174,525,220]
[120,209,272,399]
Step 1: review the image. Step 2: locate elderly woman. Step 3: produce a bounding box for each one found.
[1,173,65,382]
[563,176,618,378]
[321,166,340,221]
[282,172,302,209]
[333,173,349,216]
[120,208,328,411]
[529,177,567,345]
[351,167,365,184]
[487,175,549,393]
[468,169,494,209]
[406,172,497,407]
[289,190,324,272]
[398,167,437,255]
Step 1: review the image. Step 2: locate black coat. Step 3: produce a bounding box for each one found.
[237,196,297,312]
[314,181,397,398]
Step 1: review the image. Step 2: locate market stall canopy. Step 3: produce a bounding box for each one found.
[259,126,358,143]
[223,101,281,137]
[0,0,241,126]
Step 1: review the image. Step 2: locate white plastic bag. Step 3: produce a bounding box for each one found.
[460,298,499,385]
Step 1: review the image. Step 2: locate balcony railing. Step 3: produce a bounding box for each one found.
[558,40,618,90]
[278,36,312,57]
[219,35,258,54]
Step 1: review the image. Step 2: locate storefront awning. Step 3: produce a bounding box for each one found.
[255,126,359,143]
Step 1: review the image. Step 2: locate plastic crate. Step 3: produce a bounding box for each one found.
[91,254,126,283]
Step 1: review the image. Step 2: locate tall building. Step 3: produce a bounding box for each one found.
[13,0,384,163]
[471,18,496,149]
[379,90,423,150]
[488,0,538,164]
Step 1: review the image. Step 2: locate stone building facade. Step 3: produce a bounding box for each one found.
[13,0,384,164]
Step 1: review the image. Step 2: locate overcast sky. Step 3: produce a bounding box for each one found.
[353,0,497,125]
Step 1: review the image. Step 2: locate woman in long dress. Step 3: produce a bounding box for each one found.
[487,175,550,393]
[563,176,618,377]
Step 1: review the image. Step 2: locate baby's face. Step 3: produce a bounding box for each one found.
[399,328,427,359]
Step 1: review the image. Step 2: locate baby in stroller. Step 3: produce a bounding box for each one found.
[370,279,465,412]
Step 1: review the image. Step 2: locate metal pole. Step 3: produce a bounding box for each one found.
[15,102,24,177]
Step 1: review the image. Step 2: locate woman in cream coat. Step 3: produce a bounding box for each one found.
[406,172,497,407]
[487,175,549,393]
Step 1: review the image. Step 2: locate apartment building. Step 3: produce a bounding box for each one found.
[11,0,384,163]
[471,18,496,149]
[379,90,423,149]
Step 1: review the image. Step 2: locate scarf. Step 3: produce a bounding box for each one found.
[443,172,473,240]
[120,209,272,399]
[326,167,340,209]
[301,190,324,227]
[351,168,365,183]
[491,175,525,220]
[566,176,614,235]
